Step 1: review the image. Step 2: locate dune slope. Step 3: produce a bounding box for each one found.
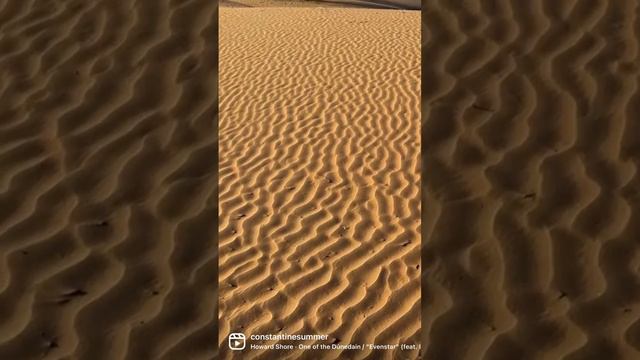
[0,1,218,359]
[219,7,421,360]
[424,0,640,359]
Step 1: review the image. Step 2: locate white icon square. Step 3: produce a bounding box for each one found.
[229,333,246,350]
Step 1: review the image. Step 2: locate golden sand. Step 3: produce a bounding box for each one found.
[219,7,421,360]
[423,0,640,359]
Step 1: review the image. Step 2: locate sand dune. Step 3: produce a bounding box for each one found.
[315,0,420,10]
[424,0,640,359]
[220,0,420,10]
[0,0,218,359]
[219,7,420,360]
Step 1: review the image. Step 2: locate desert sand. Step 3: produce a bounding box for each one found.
[219,5,420,360]
[0,1,217,359]
[424,0,640,359]
[220,0,420,10]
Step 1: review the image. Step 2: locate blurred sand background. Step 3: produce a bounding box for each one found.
[423,0,640,359]
[0,0,218,359]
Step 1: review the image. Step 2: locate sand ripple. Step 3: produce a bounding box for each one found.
[424,0,640,359]
[219,8,420,360]
[0,0,217,359]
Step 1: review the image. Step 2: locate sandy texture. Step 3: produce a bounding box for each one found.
[0,1,217,359]
[219,0,381,9]
[424,0,640,359]
[220,0,420,10]
[219,7,420,360]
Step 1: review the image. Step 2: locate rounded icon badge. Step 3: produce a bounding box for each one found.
[228,333,246,350]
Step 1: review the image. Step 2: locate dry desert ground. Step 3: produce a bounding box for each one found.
[424,0,640,359]
[219,3,421,360]
[0,0,218,359]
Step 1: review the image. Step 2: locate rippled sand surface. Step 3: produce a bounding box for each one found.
[0,1,217,358]
[424,0,640,359]
[219,7,421,360]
